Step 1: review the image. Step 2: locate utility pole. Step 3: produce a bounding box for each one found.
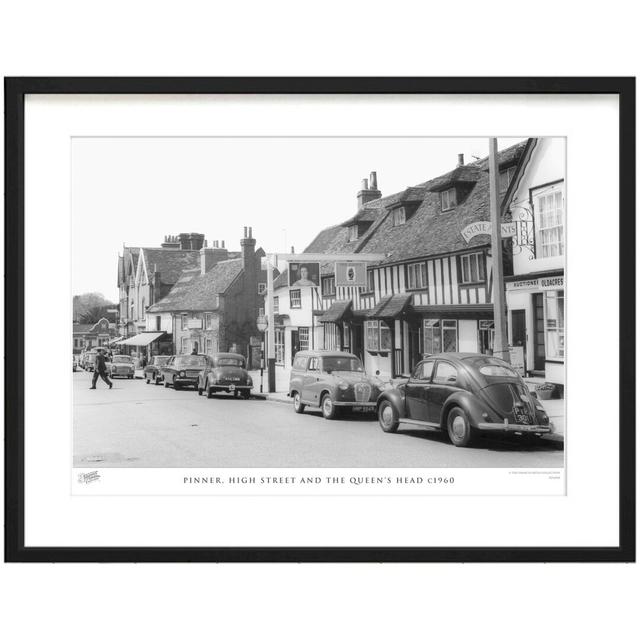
[266,254,276,392]
[488,138,510,363]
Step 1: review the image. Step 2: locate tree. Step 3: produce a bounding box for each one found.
[73,292,115,323]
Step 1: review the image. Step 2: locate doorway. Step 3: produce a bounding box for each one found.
[290,329,300,365]
[532,293,546,371]
[511,309,527,370]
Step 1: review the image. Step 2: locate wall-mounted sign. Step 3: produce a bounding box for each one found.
[288,262,320,287]
[509,346,525,376]
[506,275,564,291]
[335,261,367,287]
[461,221,517,243]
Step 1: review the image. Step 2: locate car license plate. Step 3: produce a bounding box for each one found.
[229,384,235,391]
[353,406,375,413]
[513,406,531,424]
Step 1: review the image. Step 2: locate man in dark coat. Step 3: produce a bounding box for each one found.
[90,348,113,389]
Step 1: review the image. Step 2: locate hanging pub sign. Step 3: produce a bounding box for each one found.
[461,221,517,243]
[335,261,367,287]
[288,261,320,287]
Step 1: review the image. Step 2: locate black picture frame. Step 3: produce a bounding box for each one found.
[4,77,635,563]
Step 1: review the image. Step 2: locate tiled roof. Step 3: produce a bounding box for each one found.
[147,259,243,313]
[273,270,289,290]
[141,248,200,285]
[318,300,353,323]
[369,294,412,320]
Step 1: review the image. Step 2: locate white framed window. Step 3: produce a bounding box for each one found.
[392,207,406,226]
[544,290,565,359]
[535,184,564,258]
[348,225,358,242]
[258,282,266,295]
[365,269,375,293]
[290,289,301,309]
[298,327,310,351]
[180,314,187,330]
[365,320,391,352]
[441,187,457,211]
[322,277,336,297]
[323,323,339,350]
[181,336,189,354]
[406,262,427,289]
[205,313,214,330]
[460,253,485,283]
[275,328,285,364]
[273,296,279,314]
[423,319,458,354]
[499,165,516,193]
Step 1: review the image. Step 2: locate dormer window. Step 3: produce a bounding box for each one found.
[441,188,457,211]
[392,207,406,226]
[499,166,516,194]
[348,225,359,242]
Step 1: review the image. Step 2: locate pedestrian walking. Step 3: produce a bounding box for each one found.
[90,347,113,389]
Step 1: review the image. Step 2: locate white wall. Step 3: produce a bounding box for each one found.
[458,319,478,352]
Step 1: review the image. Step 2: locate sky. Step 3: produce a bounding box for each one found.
[71,137,524,301]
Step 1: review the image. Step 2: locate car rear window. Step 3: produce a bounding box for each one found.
[215,357,244,367]
[292,355,308,370]
[321,356,363,372]
[479,365,518,378]
[173,356,208,367]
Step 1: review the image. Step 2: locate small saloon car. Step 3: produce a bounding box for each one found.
[143,355,171,385]
[161,354,210,390]
[107,354,135,379]
[376,353,554,447]
[197,353,253,399]
[288,350,387,419]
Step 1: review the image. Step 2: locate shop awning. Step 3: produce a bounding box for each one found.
[118,332,165,347]
[369,294,413,320]
[318,300,353,323]
[412,304,494,319]
[108,336,125,345]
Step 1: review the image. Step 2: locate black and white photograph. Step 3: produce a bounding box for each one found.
[71,135,566,479]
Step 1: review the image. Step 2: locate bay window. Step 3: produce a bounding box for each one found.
[365,320,391,352]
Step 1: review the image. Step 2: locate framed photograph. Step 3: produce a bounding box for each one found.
[4,77,635,562]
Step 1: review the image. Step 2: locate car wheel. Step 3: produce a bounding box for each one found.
[155,376,160,385]
[207,387,213,399]
[198,386,203,396]
[321,393,339,420]
[242,390,251,399]
[164,380,170,388]
[292,391,305,414]
[378,400,399,433]
[174,382,181,390]
[447,407,475,447]
[146,377,150,384]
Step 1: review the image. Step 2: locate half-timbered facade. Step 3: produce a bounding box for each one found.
[266,143,526,380]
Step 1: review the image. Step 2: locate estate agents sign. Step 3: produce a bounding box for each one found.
[461,221,516,243]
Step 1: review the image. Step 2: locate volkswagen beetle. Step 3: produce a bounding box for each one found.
[288,350,387,419]
[376,353,554,447]
[197,353,253,399]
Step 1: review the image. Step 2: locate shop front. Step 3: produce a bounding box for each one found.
[506,271,565,386]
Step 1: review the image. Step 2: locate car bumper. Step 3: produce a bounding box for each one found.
[209,384,253,390]
[477,421,555,434]
[176,377,199,384]
[332,401,377,408]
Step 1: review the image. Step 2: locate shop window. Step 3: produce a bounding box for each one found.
[322,277,336,297]
[298,327,310,351]
[478,320,495,355]
[275,328,285,364]
[365,320,391,352]
[535,185,564,257]
[406,262,427,290]
[423,319,458,354]
[545,290,565,359]
[441,188,457,211]
[290,289,301,309]
[461,253,485,283]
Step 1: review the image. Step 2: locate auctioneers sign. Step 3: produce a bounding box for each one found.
[461,221,516,243]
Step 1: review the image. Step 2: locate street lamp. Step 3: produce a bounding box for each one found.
[256,314,268,393]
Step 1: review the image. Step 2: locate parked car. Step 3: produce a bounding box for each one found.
[73,357,77,372]
[81,351,97,372]
[376,353,554,447]
[288,350,387,419]
[144,355,172,385]
[107,354,135,379]
[161,354,210,390]
[197,353,253,399]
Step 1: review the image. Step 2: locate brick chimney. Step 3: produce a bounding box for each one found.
[240,226,258,321]
[357,173,381,210]
[189,233,205,251]
[200,240,229,275]
[457,153,465,167]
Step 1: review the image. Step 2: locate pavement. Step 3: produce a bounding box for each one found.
[74,372,564,468]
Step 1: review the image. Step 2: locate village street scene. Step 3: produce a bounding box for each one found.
[73,137,565,468]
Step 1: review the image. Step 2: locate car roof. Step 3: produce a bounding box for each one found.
[212,352,245,358]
